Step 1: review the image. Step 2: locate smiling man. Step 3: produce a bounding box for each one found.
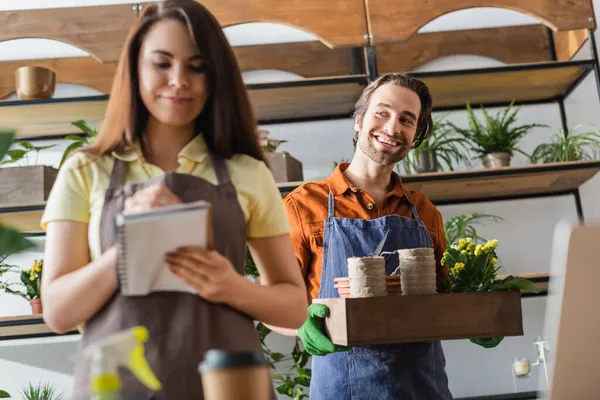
[283,73,453,399]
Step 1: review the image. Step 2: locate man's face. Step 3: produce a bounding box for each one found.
[354,83,421,166]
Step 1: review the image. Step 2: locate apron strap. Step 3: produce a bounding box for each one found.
[327,192,335,218]
[409,202,420,220]
[109,158,127,189]
[209,152,232,186]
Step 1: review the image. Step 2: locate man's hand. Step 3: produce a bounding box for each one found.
[297,303,350,356]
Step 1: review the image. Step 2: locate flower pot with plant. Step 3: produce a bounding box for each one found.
[451,101,546,168]
[441,237,539,348]
[399,116,472,174]
[259,130,303,184]
[0,138,57,207]
[529,124,600,164]
[0,258,44,314]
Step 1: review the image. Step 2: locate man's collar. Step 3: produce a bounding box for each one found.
[111,134,208,163]
[327,162,415,204]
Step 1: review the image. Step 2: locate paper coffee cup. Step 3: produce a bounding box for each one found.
[199,349,272,400]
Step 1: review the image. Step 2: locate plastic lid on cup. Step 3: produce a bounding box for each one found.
[198,349,269,374]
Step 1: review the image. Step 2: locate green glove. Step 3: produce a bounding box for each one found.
[297,303,351,356]
[470,337,504,348]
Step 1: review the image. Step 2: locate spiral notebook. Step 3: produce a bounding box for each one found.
[115,200,213,296]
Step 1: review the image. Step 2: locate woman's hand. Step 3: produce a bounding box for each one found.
[165,246,242,304]
[124,184,181,213]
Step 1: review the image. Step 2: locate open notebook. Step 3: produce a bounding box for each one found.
[115,200,212,296]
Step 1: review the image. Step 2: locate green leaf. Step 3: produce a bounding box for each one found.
[0,390,10,398]
[59,141,86,168]
[19,141,34,150]
[0,131,15,161]
[270,352,286,362]
[470,337,504,348]
[64,135,87,142]
[71,120,98,136]
[33,144,56,152]
[5,149,26,161]
[492,276,540,293]
[0,225,34,256]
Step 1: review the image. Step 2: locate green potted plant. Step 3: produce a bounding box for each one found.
[400,116,471,174]
[260,129,303,184]
[0,136,57,208]
[442,237,540,348]
[0,258,44,314]
[529,125,600,164]
[59,119,98,168]
[450,101,547,168]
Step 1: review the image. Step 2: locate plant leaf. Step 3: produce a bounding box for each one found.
[0,390,10,398]
[0,224,34,256]
[492,276,540,293]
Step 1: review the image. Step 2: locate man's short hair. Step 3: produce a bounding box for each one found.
[352,73,433,149]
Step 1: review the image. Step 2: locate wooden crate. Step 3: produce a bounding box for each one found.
[264,152,303,183]
[314,291,523,346]
[0,166,58,207]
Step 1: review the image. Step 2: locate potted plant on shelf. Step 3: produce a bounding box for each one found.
[0,258,44,314]
[399,116,471,174]
[259,129,304,184]
[529,125,600,164]
[450,101,547,168]
[441,237,539,348]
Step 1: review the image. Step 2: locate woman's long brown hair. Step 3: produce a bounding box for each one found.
[87,0,264,162]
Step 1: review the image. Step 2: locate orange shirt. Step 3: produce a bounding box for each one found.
[283,163,448,301]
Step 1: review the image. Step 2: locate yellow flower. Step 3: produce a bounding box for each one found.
[461,250,467,255]
[467,243,476,253]
[454,262,465,270]
[457,239,466,250]
[492,257,498,265]
[465,237,472,243]
[474,244,483,256]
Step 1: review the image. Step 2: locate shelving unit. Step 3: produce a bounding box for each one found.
[0,3,598,396]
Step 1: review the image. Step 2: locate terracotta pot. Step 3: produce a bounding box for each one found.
[30,298,43,314]
[14,66,56,100]
[334,276,401,298]
[481,152,511,168]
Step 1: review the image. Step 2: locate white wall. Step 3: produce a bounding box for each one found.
[2,1,600,398]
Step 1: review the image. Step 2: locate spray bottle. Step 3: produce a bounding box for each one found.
[83,325,162,400]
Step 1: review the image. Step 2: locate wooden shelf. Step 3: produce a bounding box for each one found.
[278,161,600,204]
[412,61,594,111]
[0,314,78,341]
[0,75,367,137]
[0,205,45,233]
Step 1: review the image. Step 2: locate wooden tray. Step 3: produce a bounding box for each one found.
[313,291,523,346]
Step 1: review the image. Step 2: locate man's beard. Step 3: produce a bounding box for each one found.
[358,130,408,166]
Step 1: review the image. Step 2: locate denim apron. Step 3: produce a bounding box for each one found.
[310,192,453,400]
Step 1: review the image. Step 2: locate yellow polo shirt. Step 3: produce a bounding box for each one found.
[41,135,290,261]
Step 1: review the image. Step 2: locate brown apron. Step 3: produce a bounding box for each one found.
[72,152,269,399]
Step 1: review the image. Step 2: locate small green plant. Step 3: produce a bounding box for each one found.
[59,120,98,168]
[19,382,62,400]
[529,125,600,164]
[450,101,546,158]
[259,130,287,153]
[399,116,471,174]
[1,140,55,166]
[444,212,504,247]
[245,248,311,399]
[0,259,43,301]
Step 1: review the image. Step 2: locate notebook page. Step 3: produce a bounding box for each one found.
[118,204,211,295]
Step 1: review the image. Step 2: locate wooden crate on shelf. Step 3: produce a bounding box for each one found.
[314,291,523,346]
[0,166,57,207]
[264,151,304,183]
